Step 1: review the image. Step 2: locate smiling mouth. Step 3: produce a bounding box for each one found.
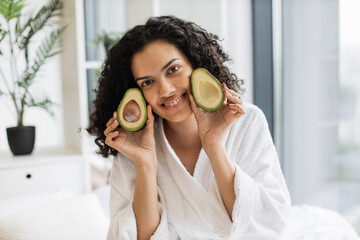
[162,93,186,107]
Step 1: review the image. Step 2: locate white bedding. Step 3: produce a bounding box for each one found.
[280,204,360,240]
[0,192,109,240]
[0,190,75,219]
[0,185,359,240]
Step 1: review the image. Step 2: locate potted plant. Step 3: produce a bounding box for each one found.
[0,0,66,155]
[91,30,121,54]
[88,30,121,77]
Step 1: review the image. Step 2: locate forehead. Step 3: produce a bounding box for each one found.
[131,40,187,76]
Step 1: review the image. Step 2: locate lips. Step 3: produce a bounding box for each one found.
[164,95,184,107]
[162,93,187,110]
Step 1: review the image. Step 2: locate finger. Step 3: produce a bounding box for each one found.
[188,93,203,120]
[222,105,244,126]
[104,120,119,136]
[223,83,242,103]
[147,105,154,118]
[104,130,119,146]
[225,89,243,105]
[223,83,239,97]
[105,117,115,128]
[234,108,245,118]
[188,93,198,110]
[223,83,241,98]
[145,105,155,128]
[104,116,119,136]
[106,112,117,127]
[228,103,245,115]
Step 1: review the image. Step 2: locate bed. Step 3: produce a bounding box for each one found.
[0,185,359,240]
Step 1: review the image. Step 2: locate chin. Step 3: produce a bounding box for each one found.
[161,108,193,123]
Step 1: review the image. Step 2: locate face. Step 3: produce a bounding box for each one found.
[131,40,194,123]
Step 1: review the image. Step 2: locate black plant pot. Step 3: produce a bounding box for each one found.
[6,126,36,156]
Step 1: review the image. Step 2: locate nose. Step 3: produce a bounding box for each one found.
[158,77,176,98]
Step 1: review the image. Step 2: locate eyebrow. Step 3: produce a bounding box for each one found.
[135,58,179,82]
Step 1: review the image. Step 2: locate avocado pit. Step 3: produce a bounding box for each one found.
[123,100,141,122]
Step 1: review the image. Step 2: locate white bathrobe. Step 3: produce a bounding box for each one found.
[107,102,291,240]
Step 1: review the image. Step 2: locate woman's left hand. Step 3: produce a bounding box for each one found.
[190,83,244,148]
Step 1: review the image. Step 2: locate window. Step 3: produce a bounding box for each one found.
[279,0,360,215]
[83,0,126,116]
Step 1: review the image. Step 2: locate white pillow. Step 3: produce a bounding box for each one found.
[0,190,74,218]
[0,194,109,240]
[280,204,360,240]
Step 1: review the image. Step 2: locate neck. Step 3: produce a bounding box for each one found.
[163,114,201,147]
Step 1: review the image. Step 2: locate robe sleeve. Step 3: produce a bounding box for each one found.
[225,105,291,239]
[106,155,174,240]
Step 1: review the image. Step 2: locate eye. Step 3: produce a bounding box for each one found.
[167,65,180,74]
[141,79,153,88]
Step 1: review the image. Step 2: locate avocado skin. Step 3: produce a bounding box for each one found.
[191,68,225,111]
[117,88,148,132]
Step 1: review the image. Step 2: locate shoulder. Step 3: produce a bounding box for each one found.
[233,102,269,133]
[154,116,162,131]
[226,102,272,152]
[153,117,164,142]
[226,102,275,169]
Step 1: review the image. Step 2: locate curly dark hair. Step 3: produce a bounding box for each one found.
[87,15,245,158]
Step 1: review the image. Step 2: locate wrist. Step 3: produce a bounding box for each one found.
[204,144,233,169]
[135,154,158,174]
[203,142,225,155]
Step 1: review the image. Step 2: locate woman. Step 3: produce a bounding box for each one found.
[87,16,291,240]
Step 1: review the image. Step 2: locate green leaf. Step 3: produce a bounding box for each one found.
[0,24,8,55]
[0,23,8,40]
[20,25,66,89]
[90,30,122,52]
[17,0,62,51]
[25,92,57,116]
[0,0,25,21]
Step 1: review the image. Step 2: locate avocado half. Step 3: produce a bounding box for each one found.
[117,88,148,132]
[191,68,225,111]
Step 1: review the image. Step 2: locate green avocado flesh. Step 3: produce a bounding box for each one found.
[191,68,225,111]
[117,88,147,132]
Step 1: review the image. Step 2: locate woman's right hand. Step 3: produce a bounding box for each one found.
[104,105,157,168]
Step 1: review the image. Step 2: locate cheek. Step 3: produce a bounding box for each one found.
[143,92,152,104]
[142,90,158,109]
[186,68,193,81]
[179,69,192,88]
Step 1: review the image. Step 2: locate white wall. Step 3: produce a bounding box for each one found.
[226,0,253,103]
